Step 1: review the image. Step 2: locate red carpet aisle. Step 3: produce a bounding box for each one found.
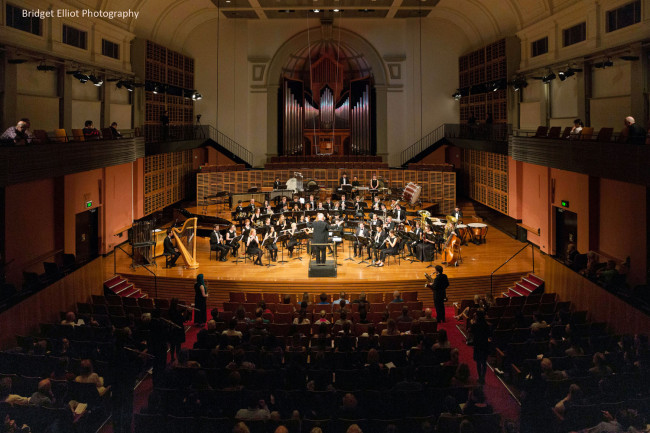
[100,306,519,432]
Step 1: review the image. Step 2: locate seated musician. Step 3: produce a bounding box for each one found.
[246,228,264,266]
[276,215,287,232]
[225,224,240,257]
[370,174,380,191]
[263,226,278,262]
[354,196,365,218]
[251,208,263,226]
[210,225,229,261]
[263,217,273,232]
[163,229,181,267]
[291,203,301,213]
[370,213,382,229]
[307,194,316,210]
[247,198,256,214]
[451,207,463,223]
[444,221,456,241]
[304,203,312,212]
[393,204,405,223]
[324,197,333,210]
[234,200,246,225]
[351,176,360,187]
[276,196,289,212]
[390,199,398,210]
[339,198,347,211]
[416,225,437,262]
[384,215,396,233]
[354,222,371,258]
[242,220,252,243]
[287,222,300,257]
[372,196,382,211]
[379,203,388,217]
[372,225,387,263]
[377,229,399,267]
[273,177,283,190]
[340,173,349,186]
[317,202,326,211]
[408,221,423,257]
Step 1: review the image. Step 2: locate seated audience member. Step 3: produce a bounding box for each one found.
[624,116,646,145]
[314,310,330,325]
[565,243,579,269]
[173,348,200,368]
[433,329,451,349]
[0,377,30,405]
[586,408,643,433]
[569,118,583,138]
[293,309,310,325]
[332,291,348,305]
[443,348,460,367]
[397,305,413,323]
[420,308,437,322]
[0,118,34,145]
[235,394,270,421]
[317,293,330,305]
[358,309,370,324]
[222,318,243,338]
[540,357,568,381]
[109,122,122,138]
[61,311,84,326]
[30,379,54,407]
[381,318,400,336]
[227,348,255,370]
[338,393,362,419]
[454,295,481,320]
[530,312,549,334]
[553,383,584,418]
[451,363,476,387]
[391,290,404,303]
[232,422,251,433]
[75,359,109,396]
[462,387,493,415]
[50,357,75,381]
[346,425,363,433]
[581,251,601,280]
[222,371,244,391]
[597,260,619,287]
[354,292,370,309]
[82,120,101,140]
[589,352,613,378]
[334,310,352,326]
[565,337,585,357]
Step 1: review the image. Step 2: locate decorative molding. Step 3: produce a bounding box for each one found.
[252,64,266,82]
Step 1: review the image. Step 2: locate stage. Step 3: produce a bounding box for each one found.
[108,204,543,311]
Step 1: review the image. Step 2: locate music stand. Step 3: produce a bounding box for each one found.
[356,236,371,265]
[276,233,290,264]
[231,235,244,264]
[292,231,308,261]
[262,237,276,268]
[343,233,356,262]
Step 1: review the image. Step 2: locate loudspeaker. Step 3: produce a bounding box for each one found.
[308,260,337,278]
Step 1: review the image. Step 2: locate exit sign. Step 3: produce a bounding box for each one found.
[86,200,93,208]
[561,200,569,208]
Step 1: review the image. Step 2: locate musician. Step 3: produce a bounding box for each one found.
[393,204,405,222]
[246,228,264,265]
[310,213,342,264]
[163,229,181,268]
[408,221,423,257]
[390,199,398,210]
[340,193,347,204]
[317,202,326,211]
[372,225,387,263]
[286,222,300,257]
[273,177,283,190]
[263,226,278,262]
[354,222,371,258]
[444,221,456,241]
[276,196,289,211]
[451,207,463,223]
[354,196,365,218]
[251,208,263,227]
[209,225,229,262]
[339,199,347,211]
[372,196,382,211]
[291,203,301,213]
[304,203,312,212]
[369,174,380,191]
[242,220,252,243]
[340,173,349,186]
[416,225,436,262]
[248,198,256,214]
[263,217,273,233]
[225,224,240,257]
[324,197,333,210]
[307,194,317,210]
[384,215,396,233]
[380,203,388,217]
[234,200,246,224]
[276,215,287,232]
[426,265,449,323]
[351,176,360,187]
[370,213,382,229]
[377,229,398,267]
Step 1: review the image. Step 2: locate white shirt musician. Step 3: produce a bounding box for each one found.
[408,221,422,257]
[273,178,283,190]
[340,173,349,186]
[354,222,370,257]
[307,195,316,210]
[393,205,404,222]
[324,198,333,210]
[372,196,382,211]
[248,199,256,214]
[451,207,463,223]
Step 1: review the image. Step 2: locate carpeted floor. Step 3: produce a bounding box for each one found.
[101,305,520,432]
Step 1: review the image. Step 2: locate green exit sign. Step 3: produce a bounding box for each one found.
[561,200,569,208]
[86,200,93,208]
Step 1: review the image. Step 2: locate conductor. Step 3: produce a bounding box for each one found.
[310,213,342,264]
[163,229,181,268]
[426,265,449,322]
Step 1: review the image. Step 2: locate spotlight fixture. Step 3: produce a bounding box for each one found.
[8,58,27,64]
[89,75,103,86]
[37,63,57,71]
[510,78,528,91]
[192,91,202,100]
[542,72,556,84]
[313,8,320,12]
[73,71,89,83]
[333,8,339,12]
[452,90,462,101]
[619,55,639,61]
[594,58,613,68]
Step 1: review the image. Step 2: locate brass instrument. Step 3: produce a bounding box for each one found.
[424,272,435,284]
[446,215,458,224]
[418,210,431,228]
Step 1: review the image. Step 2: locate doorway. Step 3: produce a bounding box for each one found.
[555,207,577,261]
[75,208,99,264]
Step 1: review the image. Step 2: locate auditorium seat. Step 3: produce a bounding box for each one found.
[32,129,50,144]
[580,127,594,140]
[71,129,85,142]
[533,126,548,137]
[53,129,68,143]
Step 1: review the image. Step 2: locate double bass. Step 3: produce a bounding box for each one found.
[442,233,461,266]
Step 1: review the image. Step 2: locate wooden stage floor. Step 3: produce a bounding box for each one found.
[109,205,544,310]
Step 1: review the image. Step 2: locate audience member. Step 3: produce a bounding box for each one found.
[462,387,493,415]
[0,118,34,145]
[381,318,399,336]
[0,377,30,405]
[235,394,270,421]
[420,308,436,322]
[541,357,567,381]
[82,120,101,140]
[624,116,646,145]
[29,379,53,407]
[569,118,583,138]
[397,305,413,323]
[75,359,108,396]
[433,329,450,349]
[109,122,122,138]
[61,311,84,326]
[390,290,404,303]
[553,383,584,418]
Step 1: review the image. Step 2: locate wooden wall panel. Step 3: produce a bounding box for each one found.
[461,149,508,214]
[0,257,105,349]
[543,255,650,335]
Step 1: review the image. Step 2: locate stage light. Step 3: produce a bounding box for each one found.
[594,58,613,68]
[333,8,340,12]
[511,78,528,91]
[89,75,103,86]
[73,71,89,83]
[452,90,462,101]
[192,91,202,100]
[36,63,57,71]
[313,8,320,12]
[542,72,556,84]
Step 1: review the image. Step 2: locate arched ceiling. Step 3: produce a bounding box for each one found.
[97,0,574,50]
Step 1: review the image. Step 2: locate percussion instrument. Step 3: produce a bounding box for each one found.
[456,224,469,245]
[286,175,304,193]
[468,223,488,244]
[403,182,422,206]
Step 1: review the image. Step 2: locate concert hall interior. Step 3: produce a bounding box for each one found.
[1,1,650,433]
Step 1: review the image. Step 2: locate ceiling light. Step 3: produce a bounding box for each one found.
[37,63,57,71]
[8,58,27,64]
[89,75,103,86]
[73,71,89,83]
[542,72,556,84]
[333,8,339,11]
[452,90,462,101]
[313,8,320,12]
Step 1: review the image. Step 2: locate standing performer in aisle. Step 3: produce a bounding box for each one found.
[426,265,449,323]
[194,274,208,326]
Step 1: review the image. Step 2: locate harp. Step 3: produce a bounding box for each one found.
[171,217,199,269]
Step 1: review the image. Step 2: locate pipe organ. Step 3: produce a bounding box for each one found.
[281,53,374,156]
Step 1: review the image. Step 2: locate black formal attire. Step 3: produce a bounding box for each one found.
[373,231,387,261]
[307,200,316,210]
[226,229,240,257]
[384,220,396,234]
[111,340,141,433]
[380,235,398,261]
[471,319,491,383]
[340,176,349,186]
[372,200,382,211]
[248,204,257,215]
[276,201,289,212]
[110,126,122,139]
[311,220,333,263]
[264,232,278,261]
[210,230,229,261]
[417,232,436,261]
[354,227,371,257]
[234,205,246,224]
[163,235,180,267]
[393,209,404,222]
[168,305,186,359]
[354,200,365,218]
[242,225,252,243]
[194,283,208,325]
[428,272,449,322]
[287,229,299,256]
[451,209,463,223]
[351,180,360,187]
[251,212,263,226]
[247,237,263,265]
[273,180,283,189]
[628,123,647,145]
[408,227,422,256]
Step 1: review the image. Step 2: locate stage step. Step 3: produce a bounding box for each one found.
[103,276,147,299]
[508,287,524,297]
[504,273,545,298]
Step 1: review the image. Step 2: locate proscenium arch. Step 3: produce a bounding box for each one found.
[265,27,390,161]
